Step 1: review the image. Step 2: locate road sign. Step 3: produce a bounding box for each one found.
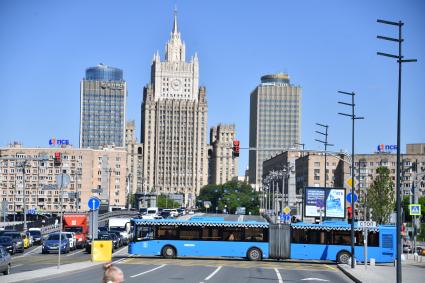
[346,192,358,203]
[358,221,377,228]
[56,173,71,187]
[346,178,355,188]
[409,204,421,216]
[283,207,291,214]
[88,197,101,210]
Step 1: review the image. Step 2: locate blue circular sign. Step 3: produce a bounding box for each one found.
[346,192,358,203]
[88,197,100,210]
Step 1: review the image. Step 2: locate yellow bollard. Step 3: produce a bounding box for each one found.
[91,240,113,262]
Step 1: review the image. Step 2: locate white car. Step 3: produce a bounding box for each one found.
[63,232,77,251]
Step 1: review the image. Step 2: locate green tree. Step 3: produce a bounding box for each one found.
[127,193,138,209]
[401,195,412,222]
[419,196,425,219]
[197,181,260,215]
[366,166,395,224]
[157,195,180,208]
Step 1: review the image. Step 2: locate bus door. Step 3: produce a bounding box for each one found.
[380,227,395,261]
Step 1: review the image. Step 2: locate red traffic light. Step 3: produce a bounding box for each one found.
[232,140,240,157]
[54,152,61,166]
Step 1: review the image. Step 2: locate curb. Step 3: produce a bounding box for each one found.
[337,264,362,283]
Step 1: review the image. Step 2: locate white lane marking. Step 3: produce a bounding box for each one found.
[274,268,283,283]
[301,278,329,282]
[204,266,222,281]
[13,246,41,258]
[112,246,127,256]
[65,249,84,257]
[22,246,41,256]
[130,264,166,278]
[11,264,23,269]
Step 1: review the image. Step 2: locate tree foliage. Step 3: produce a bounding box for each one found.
[197,180,259,215]
[157,195,180,208]
[366,166,395,224]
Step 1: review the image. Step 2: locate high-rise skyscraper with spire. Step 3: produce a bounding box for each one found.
[140,12,208,207]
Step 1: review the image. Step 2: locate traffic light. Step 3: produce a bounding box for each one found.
[53,152,61,166]
[232,140,240,158]
[347,206,353,223]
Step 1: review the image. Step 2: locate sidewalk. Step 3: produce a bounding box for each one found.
[4,260,105,283]
[338,256,425,283]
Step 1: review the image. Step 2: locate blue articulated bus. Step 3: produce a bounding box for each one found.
[129,217,269,260]
[290,222,396,264]
[129,218,396,263]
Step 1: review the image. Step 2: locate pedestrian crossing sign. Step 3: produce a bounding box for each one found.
[409,204,421,216]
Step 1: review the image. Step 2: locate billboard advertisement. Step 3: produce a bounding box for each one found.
[304,187,346,219]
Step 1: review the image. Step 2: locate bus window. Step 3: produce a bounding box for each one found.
[333,231,351,245]
[222,228,243,241]
[156,226,177,240]
[178,226,201,240]
[135,226,153,241]
[201,227,220,241]
[245,227,267,242]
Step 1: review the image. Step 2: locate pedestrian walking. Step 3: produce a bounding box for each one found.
[102,263,124,283]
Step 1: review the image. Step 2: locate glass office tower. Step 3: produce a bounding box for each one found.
[80,63,127,148]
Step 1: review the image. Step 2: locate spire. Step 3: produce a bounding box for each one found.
[172,7,178,34]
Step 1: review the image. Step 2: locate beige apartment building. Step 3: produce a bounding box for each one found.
[0,143,127,213]
[208,124,238,185]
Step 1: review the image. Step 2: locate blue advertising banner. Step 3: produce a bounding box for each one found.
[304,187,346,219]
[325,189,345,218]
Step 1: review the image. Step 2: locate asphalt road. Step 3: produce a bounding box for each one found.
[13,256,352,283]
[6,244,128,274]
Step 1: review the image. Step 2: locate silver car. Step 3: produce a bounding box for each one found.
[0,246,11,275]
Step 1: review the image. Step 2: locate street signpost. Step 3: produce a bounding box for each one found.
[409,204,421,216]
[346,192,358,203]
[358,221,377,269]
[55,173,70,270]
[88,197,101,211]
[88,197,100,244]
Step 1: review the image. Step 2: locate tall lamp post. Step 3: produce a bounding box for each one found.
[315,123,333,188]
[377,19,417,283]
[338,90,364,268]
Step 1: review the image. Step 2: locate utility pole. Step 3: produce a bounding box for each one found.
[338,90,364,269]
[315,123,333,188]
[377,19,417,283]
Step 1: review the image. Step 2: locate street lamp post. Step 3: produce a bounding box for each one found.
[315,123,333,188]
[377,19,417,283]
[338,90,364,269]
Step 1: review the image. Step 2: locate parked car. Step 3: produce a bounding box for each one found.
[63,232,77,251]
[108,232,120,249]
[0,232,24,253]
[109,231,124,247]
[28,229,42,245]
[160,211,172,219]
[416,247,425,256]
[0,246,11,275]
[42,233,70,254]
[0,237,16,255]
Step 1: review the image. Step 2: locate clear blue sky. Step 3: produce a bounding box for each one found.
[1,0,424,175]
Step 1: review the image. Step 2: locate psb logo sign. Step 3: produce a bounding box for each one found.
[377,144,397,152]
[49,137,69,146]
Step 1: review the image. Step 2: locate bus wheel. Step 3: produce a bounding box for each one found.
[336,251,351,264]
[162,245,176,259]
[247,247,262,261]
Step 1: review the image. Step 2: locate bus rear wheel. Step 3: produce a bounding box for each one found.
[162,245,176,259]
[247,247,262,261]
[336,251,351,264]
